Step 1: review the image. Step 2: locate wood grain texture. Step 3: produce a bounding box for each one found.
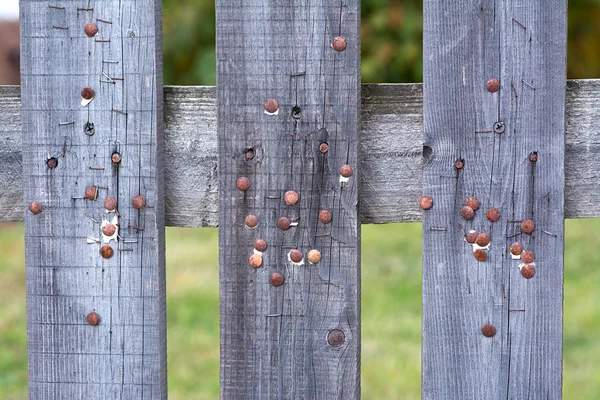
[20,1,166,399]
[216,1,360,398]
[422,2,566,399]
[2,80,599,226]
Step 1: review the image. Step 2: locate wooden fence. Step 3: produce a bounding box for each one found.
[0,0,593,398]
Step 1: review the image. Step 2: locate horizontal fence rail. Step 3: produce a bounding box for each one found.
[2,80,599,227]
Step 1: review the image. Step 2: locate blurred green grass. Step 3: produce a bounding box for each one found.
[1,220,600,399]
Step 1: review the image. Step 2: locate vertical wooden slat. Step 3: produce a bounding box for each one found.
[216,1,361,398]
[20,1,166,398]
[422,1,566,398]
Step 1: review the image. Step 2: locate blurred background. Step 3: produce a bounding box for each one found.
[1,1,600,399]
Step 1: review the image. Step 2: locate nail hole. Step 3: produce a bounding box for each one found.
[244,148,255,161]
[423,146,433,158]
[291,106,301,120]
[47,157,58,169]
[84,122,95,136]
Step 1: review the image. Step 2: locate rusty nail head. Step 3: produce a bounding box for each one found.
[245,148,255,160]
[486,78,500,93]
[254,239,268,252]
[249,254,263,268]
[331,36,347,52]
[47,157,58,169]
[340,164,353,178]
[460,206,475,220]
[455,159,464,169]
[102,223,117,237]
[278,216,291,231]
[529,151,538,163]
[474,249,487,261]
[289,249,303,263]
[521,219,535,234]
[521,250,534,263]
[486,208,501,222]
[319,143,329,154]
[87,311,100,326]
[284,190,299,206]
[481,324,496,337]
[509,242,524,256]
[465,197,480,211]
[245,215,258,228]
[100,245,114,259]
[84,22,98,37]
[476,233,491,247]
[521,264,536,279]
[29,201,43,215]
[465,230,478,244]
[85,186,98,200]
[270,273,284,287]
[111,152,122,164]
[104,197,117,211]
[420,196,433,210]
[319,210,332,224]
[236,177,251,191]
[132,195,146,210]
[264,99,279,114]
[81,86,95,100]
[307,249,322,264]
[493,121,505,134]
[327,328,346,347]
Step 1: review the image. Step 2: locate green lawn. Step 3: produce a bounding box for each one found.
[1,220,599,399]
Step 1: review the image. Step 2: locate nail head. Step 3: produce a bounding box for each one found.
[340,165,353,178]
[464,230,478,244]
[460,206,475,220]
[278,216,291,231]
[104,197,117,211]
[101,223,117,237]
[319,210,332,224]
[84,186,98,200]
[47,157,58,169]
[521,250,535,263]
[486,78,500,93]
[29,201,43,215]
[132,195,146,210]
[474,249,487,261]
[270,273,284,287]
[529,152,538,163]
[254,239,268,252]
[245,215,258,228]
[249,254,263,268]
[481,324,496,337]
[486,208,501,222]
[521,219,535,233]
[84,22,98,37]
[100,245,113,259]
[521,264,536,279]
[319,143,329,154]
[420,196,433,210]
[81,86,95,100]
[264,99,279,114]
[327,328,346,347]
[455,159,464,169]
[331,36,347,52]
[236,177,251,191]
[87,311,100,326]
[476,233,491,247]
[284,190,299,206]
[509,242,524,256]
[465,197,480,211]
[111,152,122,164]
[289,249,303,263]
[307,249,322,264]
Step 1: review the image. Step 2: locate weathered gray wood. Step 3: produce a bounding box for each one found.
[20,2,166,399]
[216,1,360,398]
[3,80,600,226]
[422,2,566,398]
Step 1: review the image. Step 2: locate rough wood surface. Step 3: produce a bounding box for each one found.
[2,80,600,226]
[422,2,566,398]
[216,1,361,398]
[20,2,166,399]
